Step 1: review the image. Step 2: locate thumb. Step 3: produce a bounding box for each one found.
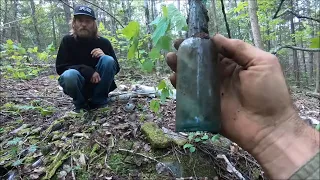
[212,34,267,67]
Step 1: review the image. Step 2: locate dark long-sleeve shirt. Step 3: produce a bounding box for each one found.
[55,34,120,81]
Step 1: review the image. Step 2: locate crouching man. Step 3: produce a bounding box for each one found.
[55,5,120,112]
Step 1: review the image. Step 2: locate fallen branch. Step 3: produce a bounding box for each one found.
[306,92,320,99]
[81,0,124,28]
[274,9,320,23]
[272,45,320,54]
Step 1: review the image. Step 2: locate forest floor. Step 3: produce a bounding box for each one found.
[0,67,319,180]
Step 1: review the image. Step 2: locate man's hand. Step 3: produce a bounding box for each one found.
[91,48,105,58]
[166,34,319,179]
[91,72,101,83]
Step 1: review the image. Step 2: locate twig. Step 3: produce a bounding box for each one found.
[154,150,171,159]
[81,0,124,28]
[94,139,108,149]
[71,137,76,180]
[192,162,197,180]
[58,0,74,9]
[274,9,320,23]
[220,0,231,38]
[118,148,175,177]
[172,145,181,163]
[217,154,245,180]
[273,0,286,19]
[272,45,320,54]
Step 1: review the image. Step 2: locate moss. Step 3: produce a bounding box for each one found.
[24,156,35,163]
[43,119,65,136]
[141,122,171,149]
[44,150,71,180]
[108,153,132,175]
[89,143,100,157]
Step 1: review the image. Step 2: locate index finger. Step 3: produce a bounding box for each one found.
[91,48,98,54]
[212,34,268,67]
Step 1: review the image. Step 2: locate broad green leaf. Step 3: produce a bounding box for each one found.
[310,37,320,48]
[127,37,139,59]
[142,60,154,72]
[211,134,221,142]
[150,16,161,26]
[0,128,3,133]
[156,36,171,51]
[316,124,320,132]
[183,143,193,149]
[6,39,14,45]
[7,137,22,146]
[158,80,166,90]
[201,134,209,140]
[194,138,201,142]
[12,159,23,166]
[160,88,169,102]
[150,99,160,113]
[149,48,161,59]
[188,133,195,141]
[40,109,54,116]
[189,147,196,153]
[162,5,168,17]
[122,21,140,40]
[167,4,188,31]
[152,17,169,46]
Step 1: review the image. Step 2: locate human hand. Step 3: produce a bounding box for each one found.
[91,48,105,58]
[166,34,319,178]
[91,72,101,83]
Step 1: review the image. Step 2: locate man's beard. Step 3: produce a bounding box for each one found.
[75,27,94,38]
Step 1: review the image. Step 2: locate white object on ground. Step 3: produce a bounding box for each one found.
[217,154,245,180]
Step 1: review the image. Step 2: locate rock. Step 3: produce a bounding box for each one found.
[156,161,182,177]
[102,122,111,127]
[162,127,188,146]
[141,122,171,148]
[58,170,67,178]
[124,102,135,112]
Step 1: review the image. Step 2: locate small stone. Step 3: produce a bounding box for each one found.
[102,122,110,127]
[58,171,67,178]
[141,122,171,148]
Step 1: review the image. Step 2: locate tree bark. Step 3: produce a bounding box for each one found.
[177,0,183,37]
[306,0,314,83]
[187,0,209,37]
[50,2,57,49]
[290,0,300,87]
[62,0,71,32]
[2,0,8,42]
[12,0,21,42]
[211,0,219,34]
[121,0,128,25]
[30,0,41,48]
[248,0,264,49]
[144,0,152,50]
[234,0,241,39]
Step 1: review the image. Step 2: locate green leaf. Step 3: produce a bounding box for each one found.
[0,128,4,133]
[6,39,14,45]
[211,134,221,142]
[158,80,166,90]
[160,88,169,102]
[28,145,37,153]
[127,37,139,59]
[162,5,168,17]
[12,159,23,166]
[149,48,161,59]
[150,99,160,113]
[150,16,161,26]
[122,21,140,40]
[183,143,193,149]
[142,60,154,72]
[310,37,320,48]
[194,138,201,142]
[40,109,54,116]
[167,4,188,31]
[316,124,320,132]
[188,133,195,141]
[201,134,209,140]
[189,147,196,153]
[152,17,169,46]
[156,36,171,51]
[7,137,22,146]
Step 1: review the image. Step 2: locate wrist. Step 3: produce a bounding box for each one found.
[251,112,320,179]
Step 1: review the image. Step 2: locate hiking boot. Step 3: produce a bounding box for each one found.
[73,104,90,113]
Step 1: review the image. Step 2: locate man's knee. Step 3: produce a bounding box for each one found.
[98,55,116,68]
[59,69,83,88]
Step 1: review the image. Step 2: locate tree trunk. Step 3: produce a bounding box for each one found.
[315,53,320,93]
[12,0,21,42]
[290,0,300,87]
[234,0,241,39]
[211,0,219,34]
[248,0,263,49]
[30,0,41,48]
[151,0,157,20]
[2,0,8,42]
[121,0,128,25]
[62,0,71,32]
[187,0,209,37]
[177,0,183,37]
[144,0,152,50]
[306,0,314,84]
[51,10,57,48]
